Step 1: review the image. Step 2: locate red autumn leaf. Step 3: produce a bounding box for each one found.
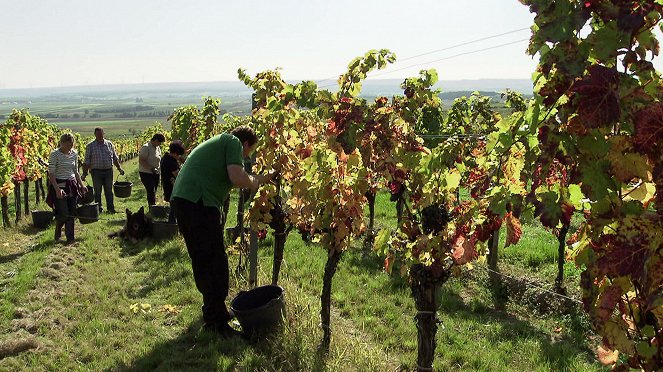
[452,233,478,265]
[504,212,522,248]
[633,102,663,153]
[569,65,621,129]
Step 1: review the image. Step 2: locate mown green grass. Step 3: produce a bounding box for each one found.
[0,157,605,371]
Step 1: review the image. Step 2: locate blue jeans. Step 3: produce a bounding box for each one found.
[54,194,77,241]
[91,168,114,212]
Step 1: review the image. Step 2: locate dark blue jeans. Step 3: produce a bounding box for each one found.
[91,168,114,212]
[54,194,77,241]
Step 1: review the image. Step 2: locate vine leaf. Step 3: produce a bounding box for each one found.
[569,65,621,129]
[504,212,522,247]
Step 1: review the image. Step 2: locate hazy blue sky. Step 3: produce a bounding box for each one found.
[0,1,602,88]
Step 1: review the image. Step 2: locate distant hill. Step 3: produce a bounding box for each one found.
[0,79,532,99]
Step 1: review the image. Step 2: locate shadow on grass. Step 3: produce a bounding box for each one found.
[436,284,598,370]
[0,239,56,265]
[115,316,330,372]
[114,319,247,371]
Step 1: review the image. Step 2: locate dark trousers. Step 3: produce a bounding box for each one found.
[140,172,159,206]
[91,168,114,212]
[54,194,77,241]
[174,197,230,326]
[164,185,175,223]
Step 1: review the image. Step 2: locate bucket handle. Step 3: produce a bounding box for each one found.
[115,173,128,183]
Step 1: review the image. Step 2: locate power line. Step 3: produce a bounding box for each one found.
[319,38,529,89]
[398,27,530,63]
[367,38,531,79]
[315,27,531,88]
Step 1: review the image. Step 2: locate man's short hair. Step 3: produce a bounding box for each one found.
[231,125,258,146]
[94,127,104,133]
[151,133,166,142]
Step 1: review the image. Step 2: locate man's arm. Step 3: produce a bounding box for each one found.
[227,165,274,192]
[109,142,124,175]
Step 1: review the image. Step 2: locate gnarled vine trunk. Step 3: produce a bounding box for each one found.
[409,263,449,371]
[14,181,21,223]
[23,181,29,217]
[363,191,376,250]
[555,223,570,293]
[272,230,288,285]
[320,249,342,352]
[1,196,10,227]
[35,180,40,204]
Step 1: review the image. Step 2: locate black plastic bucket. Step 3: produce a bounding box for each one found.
[31,210,53,228]
[230,285,285,335]
[113,175,132,198]
[149,205,170,220]
[113,181,132,198]
[152,221,178,240]
[78,185,94,205]
[77,203,99,224]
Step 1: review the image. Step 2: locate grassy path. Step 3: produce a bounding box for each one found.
[0,158,605,371]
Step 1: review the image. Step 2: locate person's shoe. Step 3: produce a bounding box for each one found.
[64,239,76,246]
[107,209,117,214]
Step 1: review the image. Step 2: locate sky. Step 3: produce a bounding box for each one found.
[0,1,559,89]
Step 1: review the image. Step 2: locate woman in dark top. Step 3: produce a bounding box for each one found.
[160,141,185,223]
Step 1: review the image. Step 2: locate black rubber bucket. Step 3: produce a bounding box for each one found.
[152,221,178,240]
[77,203,99,224]
[113,175,132,198]
[230,285,285,335]
[149,205,170,220]
[78,185,94,205]
[31,210,53,228]
[113,181,132,198]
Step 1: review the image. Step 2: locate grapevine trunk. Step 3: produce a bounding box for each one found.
[409,263,448,371]
[320,249,342,352]
[1,196,10,228]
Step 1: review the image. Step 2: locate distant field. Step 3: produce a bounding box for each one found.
[0,93,252,138]
[53,118,170,137]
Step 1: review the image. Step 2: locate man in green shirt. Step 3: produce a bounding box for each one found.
[172,126,273,337]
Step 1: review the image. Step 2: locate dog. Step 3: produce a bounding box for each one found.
[108,207,153,243]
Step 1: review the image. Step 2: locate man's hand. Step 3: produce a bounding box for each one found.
[118,168,125,176]
[56,189,66,199]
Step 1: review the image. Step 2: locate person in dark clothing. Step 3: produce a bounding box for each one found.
[171,126,274,337]
[160,141,185,223]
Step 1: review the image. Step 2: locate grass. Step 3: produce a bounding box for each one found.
[0,157,606,371]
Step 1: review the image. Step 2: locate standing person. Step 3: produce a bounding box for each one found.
[47,133,87,244]
[139,133,165,206]
[172,126,274,336]
[160,140,185,223]
[82,128,124,214]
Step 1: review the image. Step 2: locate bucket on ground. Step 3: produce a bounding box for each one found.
[77,203,99,224]
[230,285,285,335]
[113,175,132,198]
[149,205,170,220]
[151,221,178,240]
[31,210,53,228]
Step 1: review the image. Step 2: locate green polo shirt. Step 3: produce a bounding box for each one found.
[171,133,244,208]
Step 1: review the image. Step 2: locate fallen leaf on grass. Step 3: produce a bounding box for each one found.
[553,327,562,333]
[597,345,618,365]
[129,303,151,314]
[158,304,181,316]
